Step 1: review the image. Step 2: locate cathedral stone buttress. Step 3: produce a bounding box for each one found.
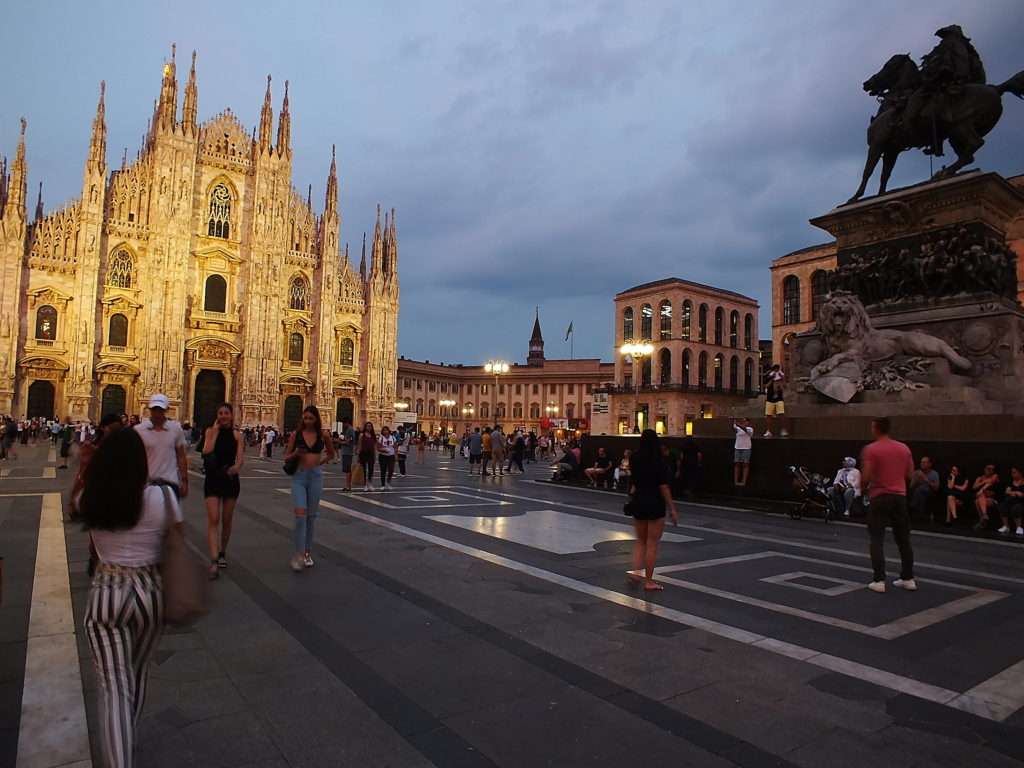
[0,46,399,430]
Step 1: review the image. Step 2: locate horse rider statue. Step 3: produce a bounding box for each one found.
[902,25,987,156]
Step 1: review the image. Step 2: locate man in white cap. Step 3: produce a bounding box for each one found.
[135,393,189,498]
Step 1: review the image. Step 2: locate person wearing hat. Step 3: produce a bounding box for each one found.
[830,456,862,518]
[135,393,189,498]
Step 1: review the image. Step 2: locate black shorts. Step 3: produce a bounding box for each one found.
[60,443,71,458]
[469,453,481,465]
[341,454,353,472]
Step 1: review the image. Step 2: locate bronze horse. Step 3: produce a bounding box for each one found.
[848,54,1024,203]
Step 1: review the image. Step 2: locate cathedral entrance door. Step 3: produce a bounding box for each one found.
[26,380,55,419]
[194,369,226,430]
[100,385,127,417]
[336,397,354,425]
[283,396,303,431]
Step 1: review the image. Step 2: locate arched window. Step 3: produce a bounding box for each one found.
[682,349,691,388]
[622,307,634,341]
[714,307,724,345]
[496,402,506,419]
[729,355,739,392]
[429,400,437,416]
[289,276,309,311]
[513,402,523,419]
[288,332,304,362]
[697,351,708,389]
[530,402,540,419]
[339,338,354,367]
[207,183,231,239]
[640,304,653,340]
[415,399,424,415]
[744,313,754,351]
[204,274,227,312]
[35,305,57,340]
[681,300,692,340]
[811,270,829,320]
[641,356,652,386]
[659,300,672,340]
[729,310,739,348]
[565,403,575,419]
[698,304,708,343]
[107,249,133,288]
[480,402,490,419]
[659,348,671,385]
[783,275,800,325]
[744,358,755,394]
[108,313,128,347]
[714,353,724,391]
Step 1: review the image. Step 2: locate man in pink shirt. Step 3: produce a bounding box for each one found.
[860,417,915,593]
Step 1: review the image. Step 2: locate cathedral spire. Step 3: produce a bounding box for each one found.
[181,50,198,135]
[155,43,178,132]
[359,232,367,280]
[371,204,384,276]
[528,307,545,366]
[34,181,43,222]
[276,80,291,157]
[324,144,338,217]
[3,118,27,224]
[86,81,107,175]
[306,183,312,210]
[258,74,273,152]
[0,156,7,215]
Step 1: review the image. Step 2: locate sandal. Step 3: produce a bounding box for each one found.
[217,552,227,569]
[208,561,220,580]
[643,581,664,592]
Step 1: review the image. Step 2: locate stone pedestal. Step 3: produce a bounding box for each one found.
[786,171,1024,420]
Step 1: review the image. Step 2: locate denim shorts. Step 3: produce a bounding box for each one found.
[734,448,752,463]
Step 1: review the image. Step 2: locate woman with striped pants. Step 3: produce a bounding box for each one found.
[79,428,182,767]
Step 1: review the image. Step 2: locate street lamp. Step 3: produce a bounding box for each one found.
[619,342,654,431]
[439,398,456,436]
[483,359,509,425]
[393,402,409,430]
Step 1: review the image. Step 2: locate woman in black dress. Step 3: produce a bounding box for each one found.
[626,429,679,592]
[202,403,244,579]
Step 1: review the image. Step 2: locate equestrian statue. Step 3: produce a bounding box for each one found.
[848,25,1024,203]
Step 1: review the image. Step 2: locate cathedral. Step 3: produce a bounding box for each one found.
[0,46,399,430]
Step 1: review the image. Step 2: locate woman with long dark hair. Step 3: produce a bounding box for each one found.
[202,403,244,579]
[625,429,679,592]
[357,422,377,491]
[284,405,335,571]
[377,425,396,490]
[80,428,182,767]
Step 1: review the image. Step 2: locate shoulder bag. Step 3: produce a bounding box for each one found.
[159,485,209,626]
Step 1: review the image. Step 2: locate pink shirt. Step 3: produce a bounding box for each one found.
[861,438,913,499]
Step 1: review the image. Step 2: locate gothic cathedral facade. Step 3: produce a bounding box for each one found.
[0,47,399,430]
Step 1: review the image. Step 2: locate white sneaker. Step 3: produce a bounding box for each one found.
[364,484,371,492]
[867,581,886,593]
[779,429,790,438]
[762,431,773,438]
[893,578,917,591]
[303,553,314,568]
[289,555,304,573]
[385,482,393,490]
[998,526,1010,534]
[1016,527,1023,537]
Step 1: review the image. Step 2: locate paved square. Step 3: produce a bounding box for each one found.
[760,571,863,597]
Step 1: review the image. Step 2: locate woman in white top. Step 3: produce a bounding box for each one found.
[80,428,182,768]
[377,426,397,490]
[831,457,863,517]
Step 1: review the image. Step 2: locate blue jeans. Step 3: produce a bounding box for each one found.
[291,467,323,553]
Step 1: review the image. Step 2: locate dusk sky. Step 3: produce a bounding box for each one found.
[3,1,1022,365]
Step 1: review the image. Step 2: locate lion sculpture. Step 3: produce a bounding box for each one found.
[810,291,971,401]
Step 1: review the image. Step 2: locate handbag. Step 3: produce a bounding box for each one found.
[351,461,365,487]
[158,485,209,626]
[283,455,299,475]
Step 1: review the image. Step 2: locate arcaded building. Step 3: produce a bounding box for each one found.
[0,47,399,430]
[395,313,615,435]
[609,278,760,435]
[768,242,837,373]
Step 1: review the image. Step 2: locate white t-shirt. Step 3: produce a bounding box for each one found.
[265,430,276,445]
[135,419,187,485]
[733,424,753,450]
[377,434,396,456]
[91,486,183,567]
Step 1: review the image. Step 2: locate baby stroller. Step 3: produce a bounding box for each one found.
[787,465,839,522]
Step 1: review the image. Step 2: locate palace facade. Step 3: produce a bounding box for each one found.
[0,47,399,430]
[606,278,761,435]
[395,314,615,436]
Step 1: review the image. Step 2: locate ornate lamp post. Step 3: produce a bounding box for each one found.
[619,343,654,431]
[483,360,509,425]
[439,398,456,436]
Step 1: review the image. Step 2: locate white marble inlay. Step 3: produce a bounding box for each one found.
[426,509,699,554]
[760,571,863,597]
[404,495,447,503]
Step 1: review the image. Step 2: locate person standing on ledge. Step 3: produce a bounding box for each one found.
[861,417,916,593]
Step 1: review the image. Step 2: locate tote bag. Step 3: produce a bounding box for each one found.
[159,486,209,626]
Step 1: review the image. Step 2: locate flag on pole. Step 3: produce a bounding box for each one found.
[564,321,574,341]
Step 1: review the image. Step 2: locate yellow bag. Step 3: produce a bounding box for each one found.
[351,461,365,487]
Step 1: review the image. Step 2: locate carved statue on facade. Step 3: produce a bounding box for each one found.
[847,25,1024,202]
[808,291,972,402]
